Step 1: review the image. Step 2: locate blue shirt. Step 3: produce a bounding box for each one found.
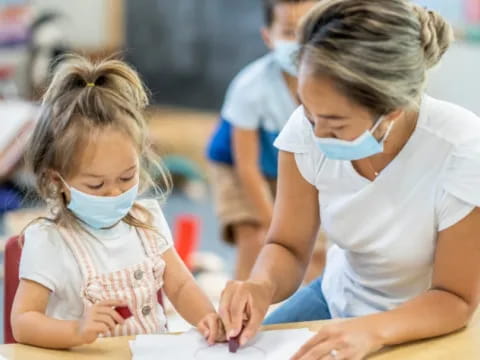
[207,53,297,178]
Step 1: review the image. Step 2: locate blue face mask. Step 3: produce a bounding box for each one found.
[273,39,300,76]
[313,116,395,161]
[64,181,139,229]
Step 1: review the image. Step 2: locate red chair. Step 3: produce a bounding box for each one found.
[4,235,23,344]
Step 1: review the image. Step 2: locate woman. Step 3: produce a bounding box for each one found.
[219,0,480,359]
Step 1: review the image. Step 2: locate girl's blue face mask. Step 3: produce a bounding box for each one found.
[62,180,139,229]
[312,115,395,161]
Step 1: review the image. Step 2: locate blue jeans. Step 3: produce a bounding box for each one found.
[263,277,332,325]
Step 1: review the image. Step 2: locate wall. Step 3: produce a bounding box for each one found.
[427,41,480,115]
[30,0,122,51]
[126,2,480,113]
[126,0,266,110]
[11,1,479,113]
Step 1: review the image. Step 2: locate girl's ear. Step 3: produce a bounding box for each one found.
[47,169,71,203]
[47,169,65,194]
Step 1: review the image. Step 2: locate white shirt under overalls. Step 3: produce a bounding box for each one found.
[20,199,172,335]
[274,95,480,318]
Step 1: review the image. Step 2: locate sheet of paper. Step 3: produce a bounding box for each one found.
[130,328,315,360]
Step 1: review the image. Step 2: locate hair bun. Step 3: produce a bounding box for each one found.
[413,5,454,69]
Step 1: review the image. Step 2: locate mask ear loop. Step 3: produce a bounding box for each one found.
[381,120,395,142]
[56,174,72,190]
[370,115,395,142]
[55,174,74,208]
[370,115,385,133]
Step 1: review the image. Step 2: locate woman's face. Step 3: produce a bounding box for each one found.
[297,63,388,141]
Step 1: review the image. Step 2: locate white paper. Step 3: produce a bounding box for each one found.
[130,328,315,360]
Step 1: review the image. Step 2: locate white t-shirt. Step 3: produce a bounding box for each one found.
[20,199,173,321]
[274,95,480,318]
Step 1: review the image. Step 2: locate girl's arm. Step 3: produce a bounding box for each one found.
[12,280,124,348]
[162,248,217,325]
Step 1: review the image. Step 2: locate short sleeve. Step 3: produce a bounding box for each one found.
[139,199,173,254]
[19,222,66,292]
[274,107,323,186]
[221,76,261,130]
[274,106,311,154]
[436,138,480,231]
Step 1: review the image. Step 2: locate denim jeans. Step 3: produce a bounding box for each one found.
[263,277,332,325]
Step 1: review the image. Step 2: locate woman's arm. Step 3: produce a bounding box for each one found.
[249,151,321,302]
[219,151,321,342]
[233,128,274,226]
[373,206,480,344]
[292,207,480,360]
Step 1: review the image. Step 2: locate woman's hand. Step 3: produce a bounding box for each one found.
[219,279,274,346]
[291,318,384,360]
[197,312,226,345]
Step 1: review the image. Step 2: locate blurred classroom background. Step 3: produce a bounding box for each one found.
[0,0,479,339]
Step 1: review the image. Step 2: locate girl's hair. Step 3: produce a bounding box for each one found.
[298,0,454,115]
[24,54,171,232]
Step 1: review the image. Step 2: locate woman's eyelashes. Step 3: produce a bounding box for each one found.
[87,182,104,190]
[120,175,135,182]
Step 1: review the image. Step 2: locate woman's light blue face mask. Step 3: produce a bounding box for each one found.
[61,179,139,229]
[312,115,395,161]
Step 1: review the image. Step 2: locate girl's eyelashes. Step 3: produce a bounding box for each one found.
[83,174,135,189]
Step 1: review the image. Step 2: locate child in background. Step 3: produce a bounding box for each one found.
[206,0,319,280]
[11,55,225,348]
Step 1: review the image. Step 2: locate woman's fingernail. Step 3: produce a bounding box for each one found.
[229,330,237,338]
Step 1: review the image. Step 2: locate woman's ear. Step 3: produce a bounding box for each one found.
[372,109,404,139]
[385,109,404,122]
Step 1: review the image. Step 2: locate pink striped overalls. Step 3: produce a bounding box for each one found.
[57,224,168,336]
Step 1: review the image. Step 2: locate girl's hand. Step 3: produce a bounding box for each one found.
[76,300,126,344]
[291,318,384,360]
[197,312,226,345]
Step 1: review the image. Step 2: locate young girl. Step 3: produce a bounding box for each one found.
[11,55,225,349]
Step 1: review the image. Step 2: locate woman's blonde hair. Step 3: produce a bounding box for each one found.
[24,54,171,232]
[298,0,454,115]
